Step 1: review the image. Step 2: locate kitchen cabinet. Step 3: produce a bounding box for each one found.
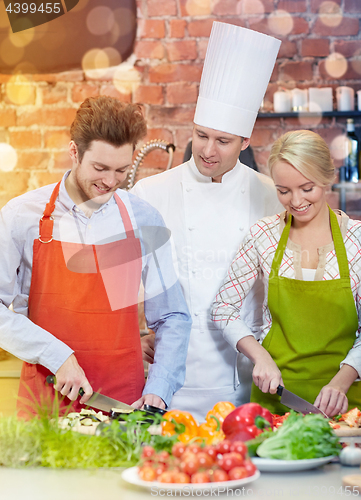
[0,462,359,500]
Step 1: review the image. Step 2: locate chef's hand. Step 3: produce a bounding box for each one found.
[253,358,284,394]
[131,393,166,410]
[141,334,155,364]
[237,335,283,394]
[314,385,348,417]
[55,354,93,404]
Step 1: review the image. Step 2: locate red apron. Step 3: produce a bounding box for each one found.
[18,182,145,415]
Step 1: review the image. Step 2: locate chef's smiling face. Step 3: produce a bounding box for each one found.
[192,125,250,183]
[272,161,327,225]
[66,140,133,208]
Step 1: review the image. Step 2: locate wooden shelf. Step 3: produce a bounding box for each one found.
[258,111,361,119]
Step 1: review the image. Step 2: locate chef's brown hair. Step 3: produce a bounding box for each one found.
[70,96,147,162]
[268,130,335,186]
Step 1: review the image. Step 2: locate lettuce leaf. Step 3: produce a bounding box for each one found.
[256,411,341,460]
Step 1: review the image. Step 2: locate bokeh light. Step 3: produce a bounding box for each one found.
[13,61,38,74]
[86,6,115,36]
[324,52,347,79]
[110,7,136,44]
[0,38,24,66]
[298,113,323,128]
[185,0,211,16]
[8,20,35,47]
[319,1,343,28]
[5,75,34,105]
[113,63,141,94]
[82,48,114,78]
[268,10,294,37]
[0,144,18,172]
[330,134,348,162]
[237,0,265,19]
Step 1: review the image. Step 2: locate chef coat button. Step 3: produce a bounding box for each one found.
[241,188,245,194]
[188,226,195,231]
[239,226,244,231]
[186,188,192,192]
[194,312,199,316]
[192,269,196,274]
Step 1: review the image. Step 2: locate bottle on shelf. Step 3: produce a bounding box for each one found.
[345,118,360,183]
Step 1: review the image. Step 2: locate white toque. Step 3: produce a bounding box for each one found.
[194,22,281,138]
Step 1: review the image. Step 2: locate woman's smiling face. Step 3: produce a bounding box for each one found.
[272,161,327,224]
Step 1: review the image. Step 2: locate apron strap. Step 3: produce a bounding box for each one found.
[39,182,61,243]
[114,193,137,239]
[271,206,350,281]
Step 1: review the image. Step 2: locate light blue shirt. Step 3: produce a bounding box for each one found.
[0,172,191,406]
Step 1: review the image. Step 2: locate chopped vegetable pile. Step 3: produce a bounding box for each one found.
[256,411,341,460]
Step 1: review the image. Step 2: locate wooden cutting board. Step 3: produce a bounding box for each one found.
[342,474,361,492]
[333,422,361,437]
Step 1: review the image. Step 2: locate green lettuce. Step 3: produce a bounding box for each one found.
[256,411,341,460]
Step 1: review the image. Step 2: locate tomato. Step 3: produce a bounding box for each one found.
[141,445,156,459]
[157,471,175,483]
[228,466,248,480]
[173,471,190,483]
[197,452,214,468]
[212,468,229,482]
[138,466,156,482]
[191,471,210,483]
[217,452,244,472]
[181,451,198,463]
[187,444,202,454]
[215,439,232,455]
[244,460,257,476]
[172,442,187,458]
[154,463,166,477]
[180,456,200,476]
[157,450,170,463]
[203,445,218,461]
[229,441,247,457]
[141,459,154,468]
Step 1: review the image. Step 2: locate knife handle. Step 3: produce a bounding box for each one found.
[46,375,85,397]
[276,385,284,396]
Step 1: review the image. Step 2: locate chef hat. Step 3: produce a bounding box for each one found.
[194,22,281,138]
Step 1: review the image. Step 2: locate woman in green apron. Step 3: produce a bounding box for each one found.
[212,130,361,417]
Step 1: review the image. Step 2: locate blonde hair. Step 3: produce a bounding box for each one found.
[268,130,335,186]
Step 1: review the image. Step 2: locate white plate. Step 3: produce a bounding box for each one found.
[121,466,260,491]
[251,455,336,472]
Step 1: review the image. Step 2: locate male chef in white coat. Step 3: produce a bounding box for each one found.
[133,22,283,422]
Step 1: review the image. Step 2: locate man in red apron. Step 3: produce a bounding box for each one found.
[0,96,191,416]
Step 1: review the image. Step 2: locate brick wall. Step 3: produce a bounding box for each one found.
[0,0,361,209]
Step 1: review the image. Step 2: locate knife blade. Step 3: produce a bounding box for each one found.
[46,375,135,413]
[277,385,328,417]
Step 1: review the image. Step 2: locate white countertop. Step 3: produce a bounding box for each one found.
[1,462,360,500]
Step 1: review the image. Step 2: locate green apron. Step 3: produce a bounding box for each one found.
[250,207,361,414]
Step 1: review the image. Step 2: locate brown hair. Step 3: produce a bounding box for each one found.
[268,130,335,186]
[70,96,147,162]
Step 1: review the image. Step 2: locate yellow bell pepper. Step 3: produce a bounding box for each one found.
[161,410,199,444]
[198,401,236,445]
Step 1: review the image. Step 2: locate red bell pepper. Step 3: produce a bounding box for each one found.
[222,403,273,442]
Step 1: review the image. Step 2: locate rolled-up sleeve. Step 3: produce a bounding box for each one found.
[211,232,260,350]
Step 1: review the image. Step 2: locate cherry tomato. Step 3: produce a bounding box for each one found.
[138,466,156,482]
[157,471,175,483]
[217,452,244,472]
[154,463,166,477]
[141,459,154,468]
[229,441,247,457]
[197,452,214,468]
[203,445,218,461]
[173,471,191,483]
[172,442,187,458]
[157,451,170,463]
[215,439,232,455]
[191,471,210,483]
[244,460,257,476]
[187,444,202,454]
[228,466,248,480]
[212,468,229,482]
[180,456,200,476]
[141,445,156,459]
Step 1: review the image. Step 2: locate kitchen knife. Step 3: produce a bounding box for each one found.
[46,375,135,413]
[277,385,328,417]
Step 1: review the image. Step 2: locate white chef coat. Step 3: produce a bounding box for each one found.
[132,157,282,421]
